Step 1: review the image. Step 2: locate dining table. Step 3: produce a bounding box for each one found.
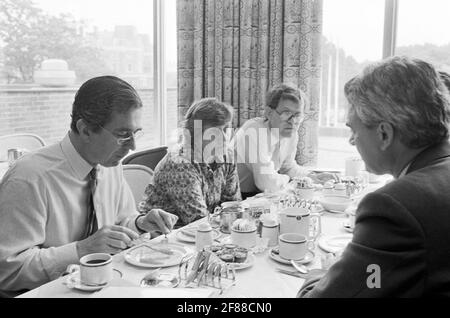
[18,177,391,299]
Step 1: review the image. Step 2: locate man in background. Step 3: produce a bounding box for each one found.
[234,83,333,198]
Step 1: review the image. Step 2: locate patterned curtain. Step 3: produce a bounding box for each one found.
[177,0,323,165]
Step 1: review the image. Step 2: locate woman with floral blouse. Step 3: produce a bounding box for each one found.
[138,98,241,228]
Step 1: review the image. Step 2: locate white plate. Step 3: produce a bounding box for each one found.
[226,253,255,270]
[325,209,347,214]
[269,247,315,265]
[318,234,353,254]
[65,268,122,292]
[124,243,193,268]
[343,221,354,233]
[176,228,221,244]
[140,272,180,288]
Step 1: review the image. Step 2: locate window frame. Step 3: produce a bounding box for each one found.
[383,0,399,58]
[153,0,168,146]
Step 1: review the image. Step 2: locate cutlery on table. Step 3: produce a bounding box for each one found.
[276,268,307,278]
[146,244,174,255]
[290,260,309,274]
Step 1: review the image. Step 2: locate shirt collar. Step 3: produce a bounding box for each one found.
[61,133,95,180]
[397,161,412,179]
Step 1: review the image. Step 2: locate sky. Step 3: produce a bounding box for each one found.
[34,0,450,65]
[34,0,178,69]
[323,0,450,62]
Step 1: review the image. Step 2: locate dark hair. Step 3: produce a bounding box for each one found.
[266,83,306,110]
[344,56,450,148]
[70,76,143,134]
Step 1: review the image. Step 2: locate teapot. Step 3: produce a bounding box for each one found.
[209,201,248,234]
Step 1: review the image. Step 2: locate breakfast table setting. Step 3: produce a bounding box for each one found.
[18,172,392,298]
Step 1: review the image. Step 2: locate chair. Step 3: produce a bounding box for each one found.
[122,146,168,171]
[123,164,154,207]
[0,133,46,161]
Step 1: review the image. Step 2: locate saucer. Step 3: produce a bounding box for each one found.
[269,247,315,265]
[318,234,353,254]
[65,268,122,292]
[343,221,354,233]
[140,272,180,288]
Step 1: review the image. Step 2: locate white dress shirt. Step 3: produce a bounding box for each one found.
[0,134,139,294]
[234,117,308,193]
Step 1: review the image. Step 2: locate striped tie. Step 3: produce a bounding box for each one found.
[85,167,98,238]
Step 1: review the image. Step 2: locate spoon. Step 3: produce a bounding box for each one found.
[290,259,309,274]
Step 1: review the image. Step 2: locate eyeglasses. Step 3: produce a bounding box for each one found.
[275,110,304,123]
[99,125,144,145]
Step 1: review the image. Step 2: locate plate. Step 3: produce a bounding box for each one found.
[140,272,180,288]
[269,247,315,265]
[124,242,193,268]
[343,221,354,233]
[226,253,255,270]
[325,209,347,214]
[318,234,353,254]
[65,268,122,292]
[176,228,221,244]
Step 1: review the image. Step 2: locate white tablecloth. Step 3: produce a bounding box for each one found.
[18,179,389,298]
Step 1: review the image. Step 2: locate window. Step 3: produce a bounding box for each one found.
[0,0,165,151]
[165,0,179,149]
[318,0,385,170]
[396,0,450,73]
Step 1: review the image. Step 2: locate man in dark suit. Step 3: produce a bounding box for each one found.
[298,56,450,297]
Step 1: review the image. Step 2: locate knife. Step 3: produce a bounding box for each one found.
[276,268,307,278]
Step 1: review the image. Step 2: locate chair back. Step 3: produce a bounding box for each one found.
[122,146,168,171]
[123,164,154,207]
[0,134,46,161]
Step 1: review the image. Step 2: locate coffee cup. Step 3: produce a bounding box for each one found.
[66,253,113,286]
[278,233,314,260]
[279,207,321,240]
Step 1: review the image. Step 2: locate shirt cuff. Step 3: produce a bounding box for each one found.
[40,242,80,281]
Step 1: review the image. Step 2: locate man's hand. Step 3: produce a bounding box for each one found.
[137,209,179,234]
[76,225,139,257]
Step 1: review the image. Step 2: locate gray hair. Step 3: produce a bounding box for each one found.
[344,56,450,148]
[440,71,450,92]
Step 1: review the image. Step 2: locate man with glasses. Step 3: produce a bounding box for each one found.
[234,83,331,198]
[0,76,178,296]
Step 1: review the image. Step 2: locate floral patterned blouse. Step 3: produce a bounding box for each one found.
[138,147,241,227]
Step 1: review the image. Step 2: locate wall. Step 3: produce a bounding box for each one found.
[0,87,178,149]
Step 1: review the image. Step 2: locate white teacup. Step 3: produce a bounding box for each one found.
[279,207,321,240]
[67,253,113,286]
[278,233,314,261]
[231,228,257,249]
